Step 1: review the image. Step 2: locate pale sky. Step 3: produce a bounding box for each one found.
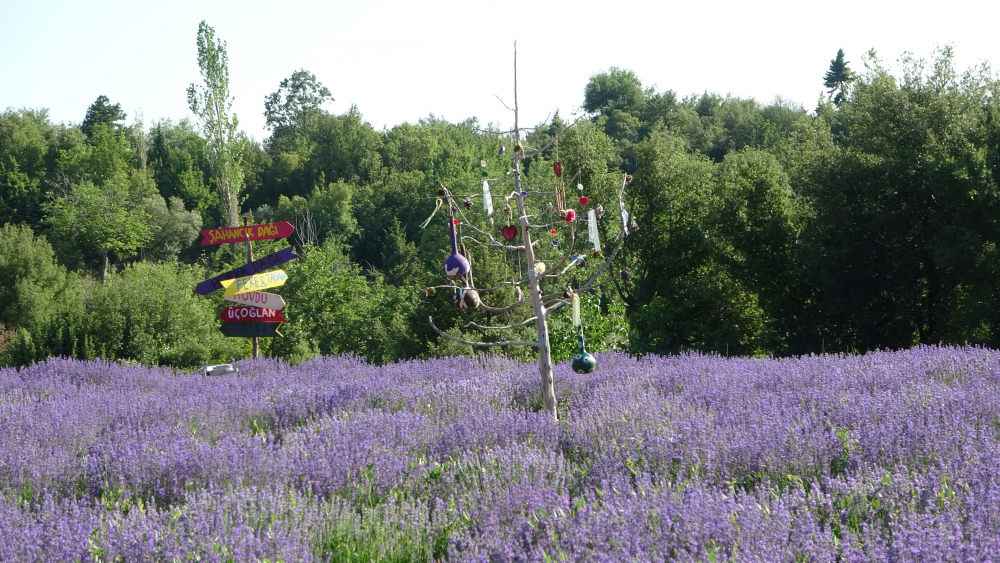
[3,0,1000,140]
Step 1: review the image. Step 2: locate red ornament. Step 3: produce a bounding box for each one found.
[550,229,557,235]
[501,225,518,241]
[565,209,576,222]
[579,196,589,205]
[453,219,459,225]
[553,162,563,178]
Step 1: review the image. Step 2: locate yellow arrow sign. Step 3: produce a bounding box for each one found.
[221,270,288,297]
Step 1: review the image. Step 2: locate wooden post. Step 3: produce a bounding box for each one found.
[243,217,259,358]
[510,43,557,420]
[514,167,557,420]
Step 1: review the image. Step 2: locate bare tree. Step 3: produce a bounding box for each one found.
[426,45,631,421]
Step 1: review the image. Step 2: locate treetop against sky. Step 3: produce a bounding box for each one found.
[3,0,1000,137]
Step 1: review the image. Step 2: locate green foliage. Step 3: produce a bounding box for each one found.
[87,261,241,366]
[824,49,854,106]
[81,95,126,138]
[549,292,628,362]
[145,195,202,261]
[147,118,221,228]
[584,67,646,114]
[45,124,157,274]
[269,242,421,364]
[0,224,79,331]
[264,69,333,136]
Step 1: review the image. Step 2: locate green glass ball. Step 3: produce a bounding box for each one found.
[571,352,596,374]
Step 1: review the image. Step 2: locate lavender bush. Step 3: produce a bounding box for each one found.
[2,347,1000,561]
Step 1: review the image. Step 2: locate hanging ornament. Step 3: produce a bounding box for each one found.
[501,225,518,241]
[534,261,546,275]
[553,162,563,178]
[425,287,436,297]
[587,209,602,252]
[453,287,481,309]
[463,197,473,210]
[620,268,630,281]
[572,254,586,268]
[571,326,597,374]
[520,190,528,197]
[482,180,493,215]
[579,196,589,206]
[550,229,557,235]
[565,209,576,222]
[443,207,471,278]
[572,293,581,327]
[552,239,559,247]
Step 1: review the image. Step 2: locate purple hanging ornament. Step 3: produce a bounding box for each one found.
[443,211,470,279]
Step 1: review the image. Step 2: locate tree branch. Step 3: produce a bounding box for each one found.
[464,316,538,331]
[429,316,538,347]
[462,235,522,252]
[478,297,530,313]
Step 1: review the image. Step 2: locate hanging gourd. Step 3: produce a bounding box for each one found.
[553,162,563,178]
[570,292,597,373]
[444,207,471,279]
[453,287,481,309]
[571,327,597,374]
[501,204,517,241]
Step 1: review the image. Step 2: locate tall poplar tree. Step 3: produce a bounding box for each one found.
[187,21,244,227]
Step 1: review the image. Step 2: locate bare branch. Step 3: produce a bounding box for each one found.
[429,316,538,348]
[543,221,577,275]
[495,94,515,113]
[464,316,538,331]
[478,297,531,314]
[462,235,523,252]
[474,279,527,293]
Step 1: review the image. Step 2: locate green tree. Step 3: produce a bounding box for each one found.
[81,95,127,138]
[46,124,155,277]
[264,69,332,136]
[187,20,244,227]
[145,195,202,260]
[87,261,241,366]
[824,49,854,106]
[583,67,645,114]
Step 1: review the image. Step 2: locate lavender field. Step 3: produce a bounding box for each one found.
[2,347,1000,561]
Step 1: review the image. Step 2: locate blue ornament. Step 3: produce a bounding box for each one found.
[520,190,528,197]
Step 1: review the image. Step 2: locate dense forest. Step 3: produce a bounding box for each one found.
[3,36,999,368]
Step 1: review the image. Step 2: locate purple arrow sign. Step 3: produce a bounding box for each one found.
[196,246,298,295]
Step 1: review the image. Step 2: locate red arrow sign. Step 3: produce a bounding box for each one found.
[200,222,294,246]
[219,306,287,323]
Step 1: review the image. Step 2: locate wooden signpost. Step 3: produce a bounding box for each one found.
[219,306,287,323]
[198,219,295,355]
[199,222,294,246]
[223,291,287,310]
[195,247,298,295]
[220,270,288,298]
[219,322,284,337]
